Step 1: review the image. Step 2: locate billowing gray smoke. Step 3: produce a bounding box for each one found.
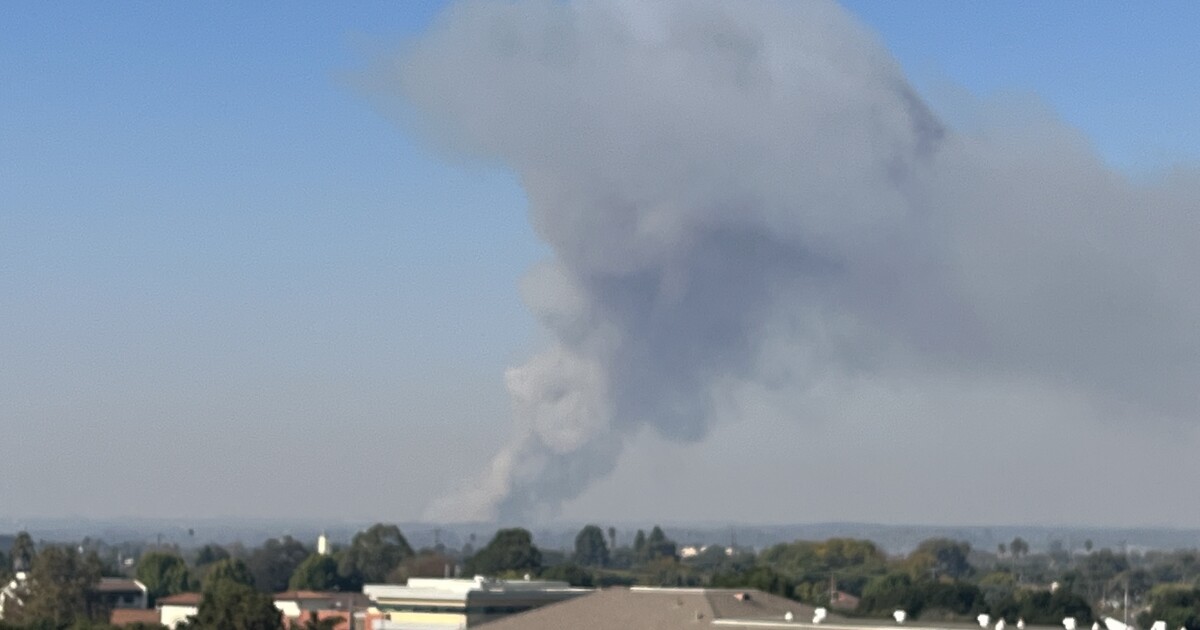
[378,0,1200,522]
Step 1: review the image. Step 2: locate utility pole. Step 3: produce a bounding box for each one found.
[1123,578,1129,626]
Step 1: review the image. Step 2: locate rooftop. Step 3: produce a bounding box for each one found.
[474,587,1085,630]
[157,592,203,607]
[475,587,818,630]
[364,576,586,604]
[94,578,146,594]
[110,608,160,626]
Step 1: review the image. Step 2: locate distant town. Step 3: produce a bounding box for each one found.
[2,522,1200,629]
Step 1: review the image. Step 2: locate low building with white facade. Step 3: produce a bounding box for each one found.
[363,576,591,629]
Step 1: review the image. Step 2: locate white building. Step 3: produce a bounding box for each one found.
[363,576,591,629]
[0,572,30,620]
[157,592,202,629]
[0,574,147,620]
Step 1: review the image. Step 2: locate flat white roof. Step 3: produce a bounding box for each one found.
[364,577,584,604]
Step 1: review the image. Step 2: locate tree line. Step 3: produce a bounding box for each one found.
[8,527,1200,629]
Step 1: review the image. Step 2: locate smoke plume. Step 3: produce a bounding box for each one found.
[376,0,1200,522]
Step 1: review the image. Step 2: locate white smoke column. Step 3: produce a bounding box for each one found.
[380,0,1200,522]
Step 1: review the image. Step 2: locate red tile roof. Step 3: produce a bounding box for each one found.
[110,608,160,626]
[157,592,203,606]
[274,590,335,601]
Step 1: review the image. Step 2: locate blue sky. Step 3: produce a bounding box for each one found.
[1,1,1197,524]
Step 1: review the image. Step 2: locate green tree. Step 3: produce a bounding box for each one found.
[195,544,230,568]
[1144,585,1200,630]
[10,531,36,573]
[204,558,256,589]
[137,552,193,604]
[468,529,542,576]
[978,571,1018,608]
[633,530,647,556]
[907,538,973,579]
[859,572,917,616]
[1010,537,1030,559]
[289,554,341,591]
[711,566,796,599]
[645,526,677,561]
[1081,548,1129,585]
[336,524,414,586]
[1011,589,1094,625]
[247,536,309,593]
[573,525,610,567]
[758,538,888,597]
[391,550,456,583]
[185,578,283,630]
[17,545,104,626]
[539,563,594,587]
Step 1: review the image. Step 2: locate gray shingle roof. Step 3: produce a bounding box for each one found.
[475,587,809,630]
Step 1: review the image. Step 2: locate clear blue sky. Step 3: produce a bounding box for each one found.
[1,1,1197,523]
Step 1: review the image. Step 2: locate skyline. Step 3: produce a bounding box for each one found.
[2,1,1199,526]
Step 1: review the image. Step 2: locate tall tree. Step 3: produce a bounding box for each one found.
[908,538,972,579]
[607,527,617,552]
[337,524,415,586]
[645,526,677,561]
[195,544,231,568]
[17,545,104,626]
[204,558,256,589]
[248,536,310,593]
[289,554,342,591]
[468,529,542,576]
[137,552,193,603]
[1010,537,1030,559]
[186,578,284,630]
[10,531,35,573]
[573,525,610,567]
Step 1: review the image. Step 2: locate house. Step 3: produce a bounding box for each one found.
[157,592,202,629]
[157,590,371,630]
[363,576,590,628]
[0,574,148,621]
[830,589,861,610]
[276,591,370,630]
[94,578,150,611]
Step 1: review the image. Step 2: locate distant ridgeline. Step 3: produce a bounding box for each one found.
[2,520,1198,554]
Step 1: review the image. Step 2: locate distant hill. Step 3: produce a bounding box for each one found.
[1,517,1197,555]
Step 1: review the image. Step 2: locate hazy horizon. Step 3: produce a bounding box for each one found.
[3,1,1199,527]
